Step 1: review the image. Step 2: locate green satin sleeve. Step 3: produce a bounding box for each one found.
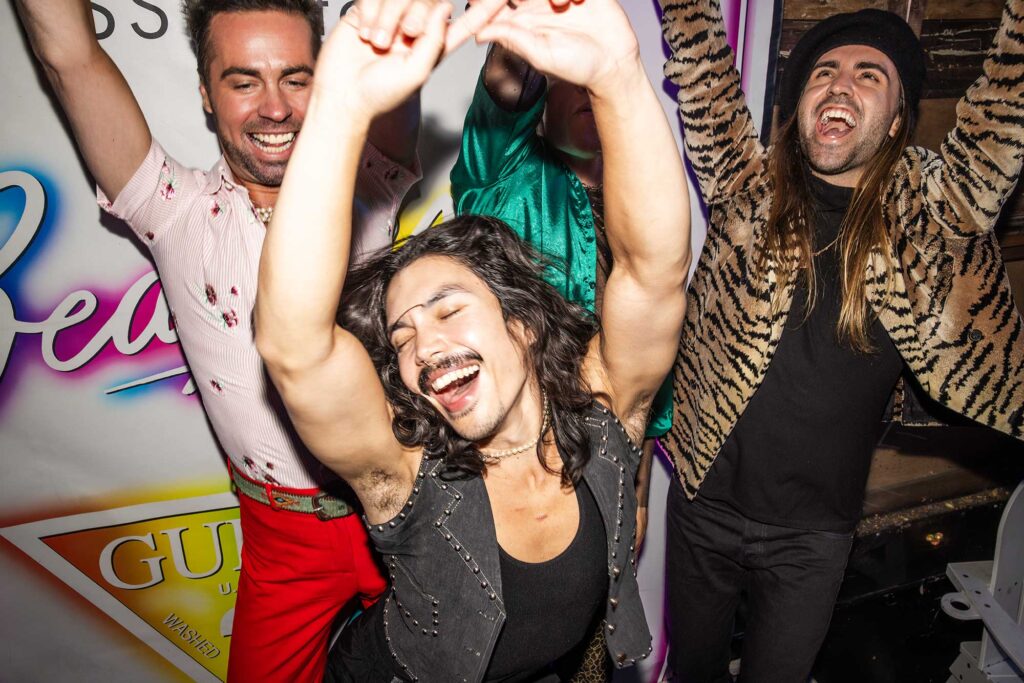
[646,376,673,438]
[451,74,597,312]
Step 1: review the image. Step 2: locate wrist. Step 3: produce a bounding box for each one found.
[587,54,645,101]
[307,87,374,137]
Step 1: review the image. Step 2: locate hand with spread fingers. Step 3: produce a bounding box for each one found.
[347,0,509,56]
[474,0,640,95]
[352,0,443,47]
[313,0,454,119]
[307,0,512,123]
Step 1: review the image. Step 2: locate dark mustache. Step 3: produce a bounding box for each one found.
[418,351,483,394]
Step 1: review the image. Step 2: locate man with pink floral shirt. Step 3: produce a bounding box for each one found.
[14,0,421,680]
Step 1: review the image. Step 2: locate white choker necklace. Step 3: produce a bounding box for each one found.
[254,205,274,224]
[479,393,551,461]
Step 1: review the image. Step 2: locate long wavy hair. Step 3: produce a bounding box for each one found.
[339,216,599,484]
[761,102,914,352]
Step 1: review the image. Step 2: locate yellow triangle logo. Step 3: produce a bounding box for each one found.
[2,494,241,682]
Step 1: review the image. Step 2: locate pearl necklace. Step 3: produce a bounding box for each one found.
[479,393,551,461]
[254,205,274,225]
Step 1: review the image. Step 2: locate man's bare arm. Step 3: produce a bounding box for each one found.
[15,0,151,201]
[477,0,691,441]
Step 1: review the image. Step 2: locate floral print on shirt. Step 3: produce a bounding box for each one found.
[222,309,239,328]
[158,160,177,200]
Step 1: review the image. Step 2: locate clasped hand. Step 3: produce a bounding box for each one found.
[314,0,641,118]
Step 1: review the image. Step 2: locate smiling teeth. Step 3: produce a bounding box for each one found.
[253,132,294,144]
[431,364,480,393]
[251,132,296,150]
[820,109,856,128]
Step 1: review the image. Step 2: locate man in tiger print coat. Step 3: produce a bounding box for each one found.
[657,0,1024,680]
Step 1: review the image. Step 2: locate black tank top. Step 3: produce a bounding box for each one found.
[326,481,608,683]
[483,479,608,682]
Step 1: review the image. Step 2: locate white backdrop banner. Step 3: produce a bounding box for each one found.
[0,1,773,680]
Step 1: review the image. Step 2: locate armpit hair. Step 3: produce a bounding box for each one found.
[357,467,405,516]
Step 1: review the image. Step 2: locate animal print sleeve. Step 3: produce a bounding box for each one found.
[934,0,1024,235]
[658,0,767,205]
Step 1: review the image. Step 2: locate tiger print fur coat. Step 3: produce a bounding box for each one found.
[658,0,1024,498]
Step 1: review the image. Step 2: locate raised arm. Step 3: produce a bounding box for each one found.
[477,0,691,439]
[658,0,765,204]
[933,0,1024,235]
[14,0,150,201]
[255,3,454,502]
[255,0,505,508]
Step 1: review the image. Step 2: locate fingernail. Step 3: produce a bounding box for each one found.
[373,29,389,46]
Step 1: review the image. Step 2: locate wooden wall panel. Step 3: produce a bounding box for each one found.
[923,0,1004,20]
[913,97,958,152]
[919,20,997,98]
[999,190,1024,233]
[784,0,1004,20]
[783,0,889,20]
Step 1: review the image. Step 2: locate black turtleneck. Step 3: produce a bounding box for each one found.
[698,174,904,533]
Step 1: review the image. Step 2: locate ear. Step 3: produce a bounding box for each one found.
[887,112,901,138]
[888,91,905,138]
[200,80,213,115]
[508,318,536,348]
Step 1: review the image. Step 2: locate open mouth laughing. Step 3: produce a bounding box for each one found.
[816,107,858,139]
[419,353,483,415]
[248,131,297,154]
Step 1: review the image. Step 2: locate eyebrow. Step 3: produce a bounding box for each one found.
[855,61,891,78]
[811,59,890,79]
[219,64,313,81]
[387,284,470,337]
[281,65,314,78]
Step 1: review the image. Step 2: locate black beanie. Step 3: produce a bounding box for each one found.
[778,9,926,122]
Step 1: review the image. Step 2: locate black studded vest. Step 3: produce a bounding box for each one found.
[365,402,652,682]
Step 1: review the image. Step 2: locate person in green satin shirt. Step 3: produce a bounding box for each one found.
[450,44,673,547]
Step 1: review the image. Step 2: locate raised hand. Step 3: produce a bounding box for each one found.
[353,0,447,47]
[353,0,508,53]
[311,0,451,118]
[312,0,510,118]
[474,0,640,95]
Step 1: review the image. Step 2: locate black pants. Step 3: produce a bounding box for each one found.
[665,478,853,683]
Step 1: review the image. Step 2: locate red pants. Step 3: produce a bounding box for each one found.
[227,482,385,683]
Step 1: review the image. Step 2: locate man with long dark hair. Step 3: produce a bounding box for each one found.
[255,0,691,679]
[658,0,1024,680]
[12,0,426,679]
[449,42,676,553]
